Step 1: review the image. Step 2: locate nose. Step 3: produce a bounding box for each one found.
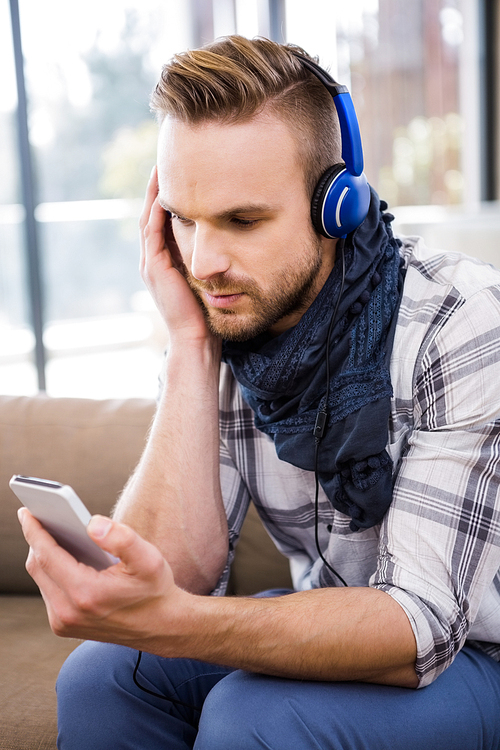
[190,225,231,281]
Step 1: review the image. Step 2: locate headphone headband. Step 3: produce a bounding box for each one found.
[292,54,364,177]
[292,53,370,238]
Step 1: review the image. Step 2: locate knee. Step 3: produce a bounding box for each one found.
[57,641,96,702]
[57,641,131,701]
[57,642,135,726]
[196,671,348,750]
[57,642,140,750]
[196,671,306,750]
[195,671,257,750]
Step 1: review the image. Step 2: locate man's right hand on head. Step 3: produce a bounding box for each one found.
[139,166,215,347]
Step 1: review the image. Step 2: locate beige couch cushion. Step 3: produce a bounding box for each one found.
[228,502,292,595]
[0,596,81,748]
[0,395,155,593]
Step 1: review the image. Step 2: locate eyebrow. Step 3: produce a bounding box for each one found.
[158,197,173,213]
[158,197,278,220]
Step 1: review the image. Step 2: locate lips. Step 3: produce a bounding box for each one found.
[203,291,244,308]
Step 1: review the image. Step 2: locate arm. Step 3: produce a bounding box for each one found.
[169,583,418,687]
[19,509,418,687]
[372,279,500,687]
[113,168,228,594]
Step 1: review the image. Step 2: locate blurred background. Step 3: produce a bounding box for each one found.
[1,0,498,398]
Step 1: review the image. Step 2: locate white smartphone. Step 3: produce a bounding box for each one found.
[10,475,119,570]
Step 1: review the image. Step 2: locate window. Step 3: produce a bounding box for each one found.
[287,0,474,207]
[2,0,193,397]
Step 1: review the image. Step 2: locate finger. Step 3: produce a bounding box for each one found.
[139,165,159,233]
[140,165,181,265]
[25,546,74,628]
[141,195,170,268]
[18,507,90,583]
[139,167,162,274]
[164,213,184,272]
[141,202,187,298]
[147,195,170,240]
[146,198,184,271]
[18,507,64,559]
[87,515,164,578]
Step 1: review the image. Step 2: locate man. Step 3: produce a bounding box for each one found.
[19,36,500,749]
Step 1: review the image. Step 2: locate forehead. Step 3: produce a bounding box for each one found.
[156,112,306,212]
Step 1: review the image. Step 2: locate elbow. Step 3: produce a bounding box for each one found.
[379,663,419,689]
[174,540,229,595]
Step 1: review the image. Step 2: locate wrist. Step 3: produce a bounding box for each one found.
[167,334,221,365]
[145,588,214,657]
[161,337,221,393]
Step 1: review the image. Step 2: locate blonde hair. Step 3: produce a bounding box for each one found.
[150,35,341,199]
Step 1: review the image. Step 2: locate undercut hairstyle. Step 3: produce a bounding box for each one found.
[150,35,341,201]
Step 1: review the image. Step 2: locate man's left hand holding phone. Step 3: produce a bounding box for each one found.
[13,473,186,651]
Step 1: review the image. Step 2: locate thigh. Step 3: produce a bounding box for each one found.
[56,641,233,750]
[195,646,500,750]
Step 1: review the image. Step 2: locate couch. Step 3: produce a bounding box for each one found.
[0,393,292,750]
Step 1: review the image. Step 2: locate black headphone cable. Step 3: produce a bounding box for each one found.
[133,649,201,711]
[313,237,348,588]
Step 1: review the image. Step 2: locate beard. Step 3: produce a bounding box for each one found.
[183,234,325,342]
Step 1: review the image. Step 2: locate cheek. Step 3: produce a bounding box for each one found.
[261,226,310,268]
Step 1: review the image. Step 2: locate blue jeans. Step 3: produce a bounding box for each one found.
[56,640,500,749]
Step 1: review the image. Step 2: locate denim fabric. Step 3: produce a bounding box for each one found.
[57,642,500,750]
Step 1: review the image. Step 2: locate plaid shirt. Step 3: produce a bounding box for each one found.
[216,236,500,687]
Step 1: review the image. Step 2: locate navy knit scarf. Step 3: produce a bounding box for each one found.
[222,189,405,531]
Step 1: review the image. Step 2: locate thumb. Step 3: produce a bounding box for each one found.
[87,515,159,575]
[87,514,114,542]
[87,515,139,564]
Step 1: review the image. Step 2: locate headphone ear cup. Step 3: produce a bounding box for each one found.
[311,165,371,239]
[310,164,345,237]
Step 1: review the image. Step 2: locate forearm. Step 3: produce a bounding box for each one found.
[114,338,228,594]
[151,586,418,688]
[19,511,417,688]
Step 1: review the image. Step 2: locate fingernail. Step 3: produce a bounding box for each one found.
[88,515,112,539]
[150,165,157,179]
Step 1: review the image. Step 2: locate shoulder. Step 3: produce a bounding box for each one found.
[391,236,500,428]
[399,234,500,303]
[393,236,500,360]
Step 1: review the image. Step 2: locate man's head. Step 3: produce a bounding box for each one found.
[151,35,341,202]
[153,36,341,341]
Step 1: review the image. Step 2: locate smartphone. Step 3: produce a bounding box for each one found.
[10,475,119,570]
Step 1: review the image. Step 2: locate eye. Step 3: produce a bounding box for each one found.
[171,213,193,227]
[231,217,259,229]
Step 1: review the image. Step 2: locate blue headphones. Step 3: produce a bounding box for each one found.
[294,54,370,239]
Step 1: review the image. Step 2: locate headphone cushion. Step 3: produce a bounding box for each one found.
[310,164,345,237]
[312,166,371,238]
